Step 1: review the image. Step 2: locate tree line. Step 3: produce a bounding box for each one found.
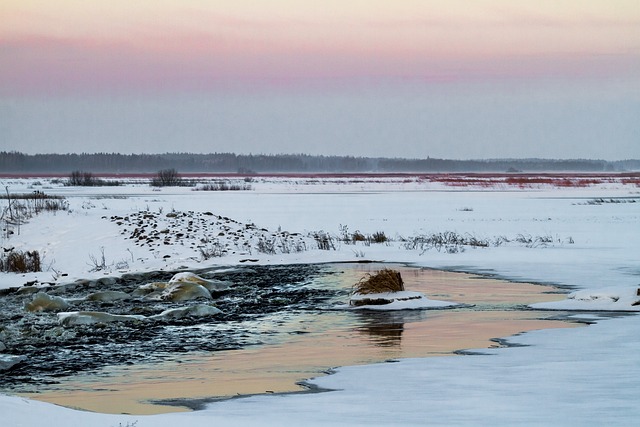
[0,151,637,174]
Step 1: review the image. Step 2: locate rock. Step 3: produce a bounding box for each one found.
[0,354,26,371]
[96,277,118,286]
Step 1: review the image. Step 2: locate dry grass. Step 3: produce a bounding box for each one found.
[353,268,404,295]
[0,250,41,273]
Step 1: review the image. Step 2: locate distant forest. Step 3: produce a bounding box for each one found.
[1,152,638,174]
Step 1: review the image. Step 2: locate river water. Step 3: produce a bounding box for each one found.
[2,263,577,414]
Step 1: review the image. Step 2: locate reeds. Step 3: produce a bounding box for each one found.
[0,250,41,273]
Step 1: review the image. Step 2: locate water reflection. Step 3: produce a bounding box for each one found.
[354,310,429,347]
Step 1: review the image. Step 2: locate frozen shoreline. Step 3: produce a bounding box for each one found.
[1,176,639,425]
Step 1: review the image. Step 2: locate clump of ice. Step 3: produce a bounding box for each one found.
[85,290,131,302]
[57,311,146,327]
[132,281,167,299]
[150,304,222,321]
[169,272,232,292]
[24,292,71,312]
[133,272,230,301]
[346,290,458,311]
[531,286,640,311]
[161,281,212,302]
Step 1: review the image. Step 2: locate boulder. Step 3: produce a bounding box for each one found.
[0,354,26,371]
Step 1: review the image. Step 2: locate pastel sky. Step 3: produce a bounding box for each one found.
[1,1,639,159]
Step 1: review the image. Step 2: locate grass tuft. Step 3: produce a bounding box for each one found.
[353,268,405,295]
[0,249,42,273]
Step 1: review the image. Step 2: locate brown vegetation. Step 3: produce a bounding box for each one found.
[151,168,183,187]
[0,249,42,273]
[353,268,405,295]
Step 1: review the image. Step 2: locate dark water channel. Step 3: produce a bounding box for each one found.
[0,263,576,414]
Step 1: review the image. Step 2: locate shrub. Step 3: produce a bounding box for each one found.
[352,231,366,242]
[87,247,108,272]
[371,231,388,244]
[256,237,277,254]
[69,170,96,186]
[195,182,252,191]
[67,171,118,186]
[200,240,226,259]
[151,169,182,187]
[0,249,42,273]
[403,231,489,253]
[312,231,336,250]
[1,191,69,237]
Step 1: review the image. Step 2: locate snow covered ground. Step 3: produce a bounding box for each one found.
[1,175,639,426]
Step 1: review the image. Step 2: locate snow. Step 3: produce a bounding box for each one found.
[149,304,222,320]
[57,311,146,326]
[532,286,640,312]
[55,305,222,326]
[1,176,639,425]
[346,290,458,310]
[23,292,71,312]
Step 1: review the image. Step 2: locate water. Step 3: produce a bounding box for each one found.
[0,263,576,414]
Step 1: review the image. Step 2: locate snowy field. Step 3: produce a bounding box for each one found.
[1,174,639,426]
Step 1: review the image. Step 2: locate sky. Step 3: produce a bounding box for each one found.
[1,1,639,159]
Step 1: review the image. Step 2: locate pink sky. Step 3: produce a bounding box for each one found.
[2,1,639,94]
[1,1,638,159]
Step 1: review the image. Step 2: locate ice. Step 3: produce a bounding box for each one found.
[57,311,147,326]
[85,290,131,302]
[168,272,232,291]
[346,290,458,310]
[150,304,222,321]
[24,292,71,312]
[531,286,640,311]
[160,281,212,302]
